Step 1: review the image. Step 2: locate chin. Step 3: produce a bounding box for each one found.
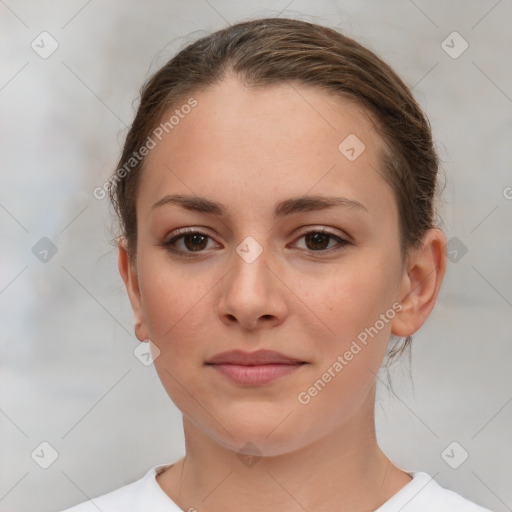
[208,414,312,458]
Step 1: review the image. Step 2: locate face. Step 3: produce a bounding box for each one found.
[120,75,418,456]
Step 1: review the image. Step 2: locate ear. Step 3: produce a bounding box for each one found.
[117,237,149,342]
[391,228,447,337]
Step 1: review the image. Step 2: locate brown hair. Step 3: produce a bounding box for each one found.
[109,17,442,363]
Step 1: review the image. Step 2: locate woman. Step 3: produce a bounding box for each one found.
[62,17,491,512]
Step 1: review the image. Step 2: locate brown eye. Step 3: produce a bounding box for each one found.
[181,233,208,251]
[293,229,350,253]
[304,232,331,251]
[161,228,350,259]
[161,230,219,257]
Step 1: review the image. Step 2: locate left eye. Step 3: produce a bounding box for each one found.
[294,229,349,252]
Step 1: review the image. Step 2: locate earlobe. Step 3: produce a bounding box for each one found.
[391,229,447,338]
[117,237,149,342]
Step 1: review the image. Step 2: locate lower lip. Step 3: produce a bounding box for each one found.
[208,363,305,385]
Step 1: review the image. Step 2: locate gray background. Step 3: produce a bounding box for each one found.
[1,1,511,511]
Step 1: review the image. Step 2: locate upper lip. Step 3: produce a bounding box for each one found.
[206,349,306,365]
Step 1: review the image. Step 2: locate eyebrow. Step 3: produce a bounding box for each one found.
[151,193,369,218]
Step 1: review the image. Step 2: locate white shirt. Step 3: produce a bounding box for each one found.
[60,463,493,512]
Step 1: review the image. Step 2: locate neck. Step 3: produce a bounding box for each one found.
[157,388,411,512]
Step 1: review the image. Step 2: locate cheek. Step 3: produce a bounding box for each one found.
[294,262,398,427]
[301,252,401,345]
[296,254,400,391]
[137,254,216,360]
[140,264,214,409]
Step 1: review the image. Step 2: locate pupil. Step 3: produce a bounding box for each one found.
[307,233,328,250]
[186,234,206,251]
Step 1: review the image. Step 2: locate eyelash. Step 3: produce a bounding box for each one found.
[159,227,351,258]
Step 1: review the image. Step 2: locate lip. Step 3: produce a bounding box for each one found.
[206,349,305,365]
[205,349,308,386]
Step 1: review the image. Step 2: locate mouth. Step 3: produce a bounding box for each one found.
[205,349,308,386]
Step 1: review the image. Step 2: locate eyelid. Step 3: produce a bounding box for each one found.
[169,226,213,238]
[293,225,351,241]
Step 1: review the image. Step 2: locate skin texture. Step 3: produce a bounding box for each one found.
[118,74,447,512]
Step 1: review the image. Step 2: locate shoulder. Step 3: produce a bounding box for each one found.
[59,463,180,512]
[59,480,141,512]
[377,471,494,512]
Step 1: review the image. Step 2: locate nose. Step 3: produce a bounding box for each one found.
[216,245,288,331]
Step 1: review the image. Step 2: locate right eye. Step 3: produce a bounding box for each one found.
[160,229,220,257]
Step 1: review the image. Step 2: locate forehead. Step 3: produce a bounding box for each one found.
[137,75,395,222]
